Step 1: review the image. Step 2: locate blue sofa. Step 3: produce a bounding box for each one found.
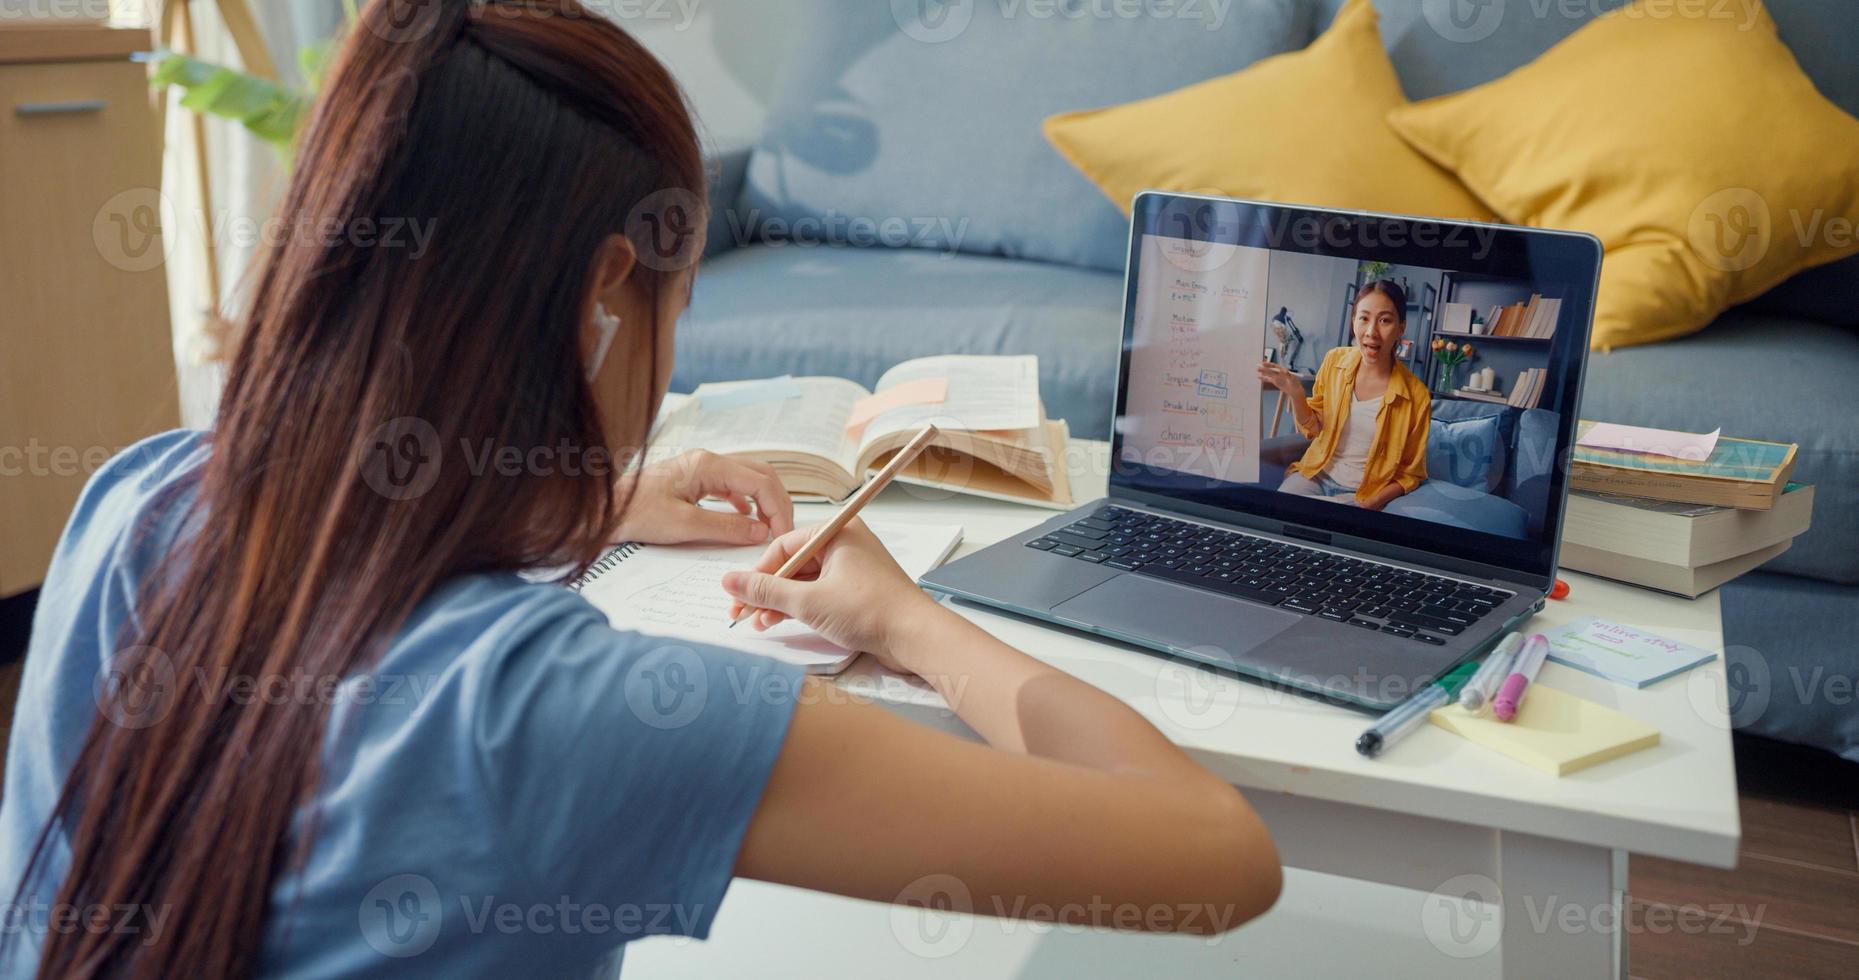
[1258,401,1559,540]
[678,0,1859,761]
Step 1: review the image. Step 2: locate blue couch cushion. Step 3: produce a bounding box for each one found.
[1507,407,1559,538]
[1721,571,1859,763]
[1737,255,1859,330]
[738,0,1308,273]
[1425,404,1507,492]
[1384,481,1529,539]
[1580,311,1859,584]
[1317,1,1859,113]
[1311,0,1623,101]
[676,244,1126,437]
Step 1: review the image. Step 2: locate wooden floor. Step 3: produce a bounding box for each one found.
[1,588,1854,976]
[1626,734,1859,979]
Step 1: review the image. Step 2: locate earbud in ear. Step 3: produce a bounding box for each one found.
[586,303,622,382]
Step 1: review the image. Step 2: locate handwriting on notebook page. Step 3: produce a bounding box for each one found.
[606,554,846,667]
[577,521,962,671]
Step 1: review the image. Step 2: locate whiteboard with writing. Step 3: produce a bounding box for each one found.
[1120,236,1270,485]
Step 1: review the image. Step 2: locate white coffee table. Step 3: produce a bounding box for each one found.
[628,443,1740,980]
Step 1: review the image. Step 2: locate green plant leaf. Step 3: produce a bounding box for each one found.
[299,38,336,93]
[245,96,308,146]
[177,68,269,120]
[150,50,307,152]
[146,12,351,165]
[148,50,220,89]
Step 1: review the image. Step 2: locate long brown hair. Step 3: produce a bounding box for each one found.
[12,0,702,974]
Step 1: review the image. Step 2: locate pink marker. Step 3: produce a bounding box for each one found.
[1492,634,1551,722]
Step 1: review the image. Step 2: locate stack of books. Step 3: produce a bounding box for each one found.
[1453,387,1509,404]
[1437,296,1562,340]
[1506,367,1547,409]
[1484,295,1562,339]
[1449,369,1546,407]
[1562,423,1810,597]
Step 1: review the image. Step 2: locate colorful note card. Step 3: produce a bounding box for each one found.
[1542,616,1718,689]
[1577,422,1720,462]
[1431,686,1660,777]
[844,377,949,436]
[696,376,802,411]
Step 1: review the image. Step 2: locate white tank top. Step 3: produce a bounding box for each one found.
[1323,395,1382,491]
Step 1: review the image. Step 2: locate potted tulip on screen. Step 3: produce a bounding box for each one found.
[1430,338,1475,394]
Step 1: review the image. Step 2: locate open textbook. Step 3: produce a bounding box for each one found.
[569,521,963,674]
[651,355,1075,508]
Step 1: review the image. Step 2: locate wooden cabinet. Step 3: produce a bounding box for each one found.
[1,26,178,596]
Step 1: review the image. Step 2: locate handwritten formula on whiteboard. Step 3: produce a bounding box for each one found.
[1122,236,1270,484]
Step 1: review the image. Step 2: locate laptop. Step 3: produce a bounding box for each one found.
[920,192,1602,711]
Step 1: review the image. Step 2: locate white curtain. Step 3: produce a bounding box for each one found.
[160,0,344,427]
[160,0,791,427]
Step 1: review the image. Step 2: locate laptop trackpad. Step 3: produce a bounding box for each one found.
[1050,574,1301,665]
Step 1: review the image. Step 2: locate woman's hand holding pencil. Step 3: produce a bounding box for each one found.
[720,424,944,667]
[721,518,941,668]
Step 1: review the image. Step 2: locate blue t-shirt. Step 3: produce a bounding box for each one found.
[0,431,803,977]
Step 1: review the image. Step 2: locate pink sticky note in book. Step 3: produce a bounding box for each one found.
[1578,422,1720,461]
[844,378,949,436]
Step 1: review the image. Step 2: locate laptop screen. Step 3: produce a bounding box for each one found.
[1110,194,1601,586]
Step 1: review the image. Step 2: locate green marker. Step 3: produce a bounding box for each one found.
[1356,661,1481,759]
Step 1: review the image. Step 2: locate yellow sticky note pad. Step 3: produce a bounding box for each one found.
[1430,686,1659,777]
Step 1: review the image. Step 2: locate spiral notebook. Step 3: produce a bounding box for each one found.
[568,521,964,674]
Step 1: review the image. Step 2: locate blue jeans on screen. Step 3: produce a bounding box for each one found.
[1279,471,1360,505]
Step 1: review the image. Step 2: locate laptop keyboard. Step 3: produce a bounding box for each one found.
[1025,506,1512,646]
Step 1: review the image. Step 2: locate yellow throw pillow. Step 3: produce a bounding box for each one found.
[1388,0,1859,351]
[1042,0,1494,223]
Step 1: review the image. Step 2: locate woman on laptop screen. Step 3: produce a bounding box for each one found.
[1259,280,1432,511]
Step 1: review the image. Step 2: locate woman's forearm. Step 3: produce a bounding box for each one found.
[1287,390,1319,435]
[887,603,1213,782]
[1364,484,1405,510]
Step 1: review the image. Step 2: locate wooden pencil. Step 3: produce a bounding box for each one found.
[727,424,941,627]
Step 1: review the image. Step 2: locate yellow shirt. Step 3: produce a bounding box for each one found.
[1291,347,1431,505]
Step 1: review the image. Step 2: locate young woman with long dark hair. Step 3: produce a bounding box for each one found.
[0,1,1280,974]
[1259,279,1432,510]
